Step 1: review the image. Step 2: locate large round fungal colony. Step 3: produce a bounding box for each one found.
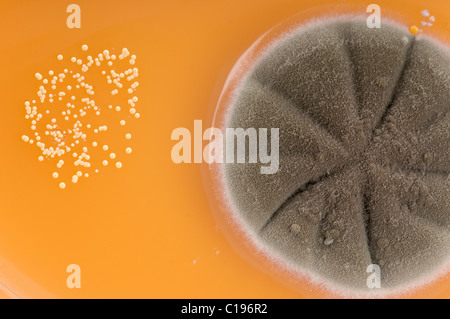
[22,45,140,189]
[224,17,450,295]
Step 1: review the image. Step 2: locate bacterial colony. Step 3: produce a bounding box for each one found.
[21,44,140,189]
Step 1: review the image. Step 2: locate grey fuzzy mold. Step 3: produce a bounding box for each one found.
[224,17,450,293]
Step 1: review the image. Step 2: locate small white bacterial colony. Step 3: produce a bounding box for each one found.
[21,45,140,189]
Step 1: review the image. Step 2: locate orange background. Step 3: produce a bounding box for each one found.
[0,0,449,298]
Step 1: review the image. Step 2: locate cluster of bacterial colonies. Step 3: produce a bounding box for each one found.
[409,9,436,35]
[21,44,140,189]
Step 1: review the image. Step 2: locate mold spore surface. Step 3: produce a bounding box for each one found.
[224,17,450,293]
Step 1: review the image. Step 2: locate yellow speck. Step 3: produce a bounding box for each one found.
[409,25,420,35]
